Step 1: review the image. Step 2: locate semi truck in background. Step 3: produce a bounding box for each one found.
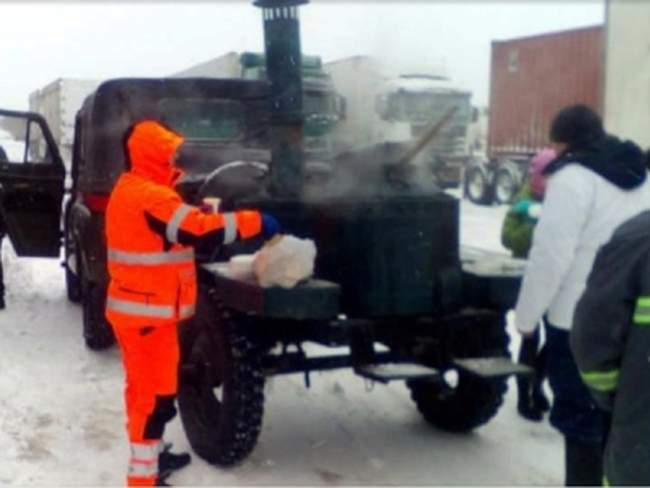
[470,9,650,208]
[325,55,477,188]
[172,51,345,158]
[465,25,604,205]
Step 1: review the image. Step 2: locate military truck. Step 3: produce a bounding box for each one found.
[0,0,530,469]
[173,51,346,159]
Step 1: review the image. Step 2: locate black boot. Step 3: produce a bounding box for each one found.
[0,296,5,310]
[517,376,543,422]
[155,473,172,487]
[564,437,603,486]
[532,344,550,412]
[532,386,551,412]
[158,442,191,481]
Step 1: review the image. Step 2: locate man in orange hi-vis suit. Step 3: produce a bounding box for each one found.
[105,120,280,486]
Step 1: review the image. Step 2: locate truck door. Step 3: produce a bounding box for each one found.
[0,109,65,257]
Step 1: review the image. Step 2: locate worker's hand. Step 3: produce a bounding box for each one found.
[199,198,221,214]
[261,213,281,240]
[517,327,536,338]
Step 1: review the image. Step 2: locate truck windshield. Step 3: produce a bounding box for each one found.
[304,91,337,117]
[389,92,470,125]
[159,99,245,142]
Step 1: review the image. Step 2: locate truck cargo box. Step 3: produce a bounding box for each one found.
[28,78,101,167]
[604,0,650,149]
[488,25,603,157]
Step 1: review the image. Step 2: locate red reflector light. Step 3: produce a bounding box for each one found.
[82,193,110,212]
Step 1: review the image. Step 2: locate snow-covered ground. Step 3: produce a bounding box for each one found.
[0,198,562,486]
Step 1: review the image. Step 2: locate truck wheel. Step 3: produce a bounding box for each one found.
[407,316,509,432]
[494,169,517,205]
[81,276,115,350]
[464,167,493,205]
[178,291,265,467]
[65,236,82,303]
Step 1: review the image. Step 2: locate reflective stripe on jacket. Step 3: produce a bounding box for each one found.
[105,121,261,329]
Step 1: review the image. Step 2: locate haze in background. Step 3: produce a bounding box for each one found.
[0,1,604,110]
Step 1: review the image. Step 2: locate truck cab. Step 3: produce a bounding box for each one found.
[375,75,473,188]
[239,52,346,158]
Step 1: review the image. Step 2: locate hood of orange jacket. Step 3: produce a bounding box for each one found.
[127,120,185,186]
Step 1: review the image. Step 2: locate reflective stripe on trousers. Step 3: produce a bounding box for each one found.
[107,248,194,265]
[128,441,159,478]
[106,297,175,319]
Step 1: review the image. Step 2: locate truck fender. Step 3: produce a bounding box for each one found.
[68,202,107,284]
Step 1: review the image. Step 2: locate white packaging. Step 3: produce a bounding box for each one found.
[227,254,256,280]
[253,235,316,288]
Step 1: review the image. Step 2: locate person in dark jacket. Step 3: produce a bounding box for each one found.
[571,210,650,486]
[0,144,6,309]
[0,224,5,310]
[513,105,650,486]
[502,148,555,421]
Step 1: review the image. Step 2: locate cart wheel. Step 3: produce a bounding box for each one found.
[178,290,265,467]
[407,314,509,432]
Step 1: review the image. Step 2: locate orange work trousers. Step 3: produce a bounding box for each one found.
[112,322,180,486]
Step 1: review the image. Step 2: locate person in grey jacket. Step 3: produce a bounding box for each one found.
[513,105,650,485]
[571,206,650,484]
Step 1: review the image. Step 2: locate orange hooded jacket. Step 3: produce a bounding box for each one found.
[105,120,261,329]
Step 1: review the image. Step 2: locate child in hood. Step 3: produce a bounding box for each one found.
[501,148,556,421]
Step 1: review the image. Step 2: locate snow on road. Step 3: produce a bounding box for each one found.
[0,198,562,486]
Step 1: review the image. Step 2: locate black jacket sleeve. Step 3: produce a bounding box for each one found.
[570,218,647,410]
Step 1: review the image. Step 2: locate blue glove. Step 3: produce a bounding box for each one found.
[261,213,281,240]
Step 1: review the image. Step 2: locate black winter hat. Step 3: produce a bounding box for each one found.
[550,104,605,150]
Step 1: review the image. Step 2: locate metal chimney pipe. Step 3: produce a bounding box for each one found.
[254,0,308,198]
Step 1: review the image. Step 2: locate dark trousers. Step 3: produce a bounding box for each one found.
[0,235,4,300]
[545,322,606,486]
[516,327,547,406]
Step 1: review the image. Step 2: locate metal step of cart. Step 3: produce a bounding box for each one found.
[453,357,533,379]
[355,363,439,384]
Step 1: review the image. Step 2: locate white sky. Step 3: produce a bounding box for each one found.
[1,1,604,110]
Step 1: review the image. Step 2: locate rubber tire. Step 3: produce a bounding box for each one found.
[81,277,115,350]
[494,169,517,205]
[65,236,82,303]
[407,315,509,432]
[464,167,493,205]
[178,290,265,467]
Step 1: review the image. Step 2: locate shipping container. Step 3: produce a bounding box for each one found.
[604,0,650,149]
[488,25,604,158]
